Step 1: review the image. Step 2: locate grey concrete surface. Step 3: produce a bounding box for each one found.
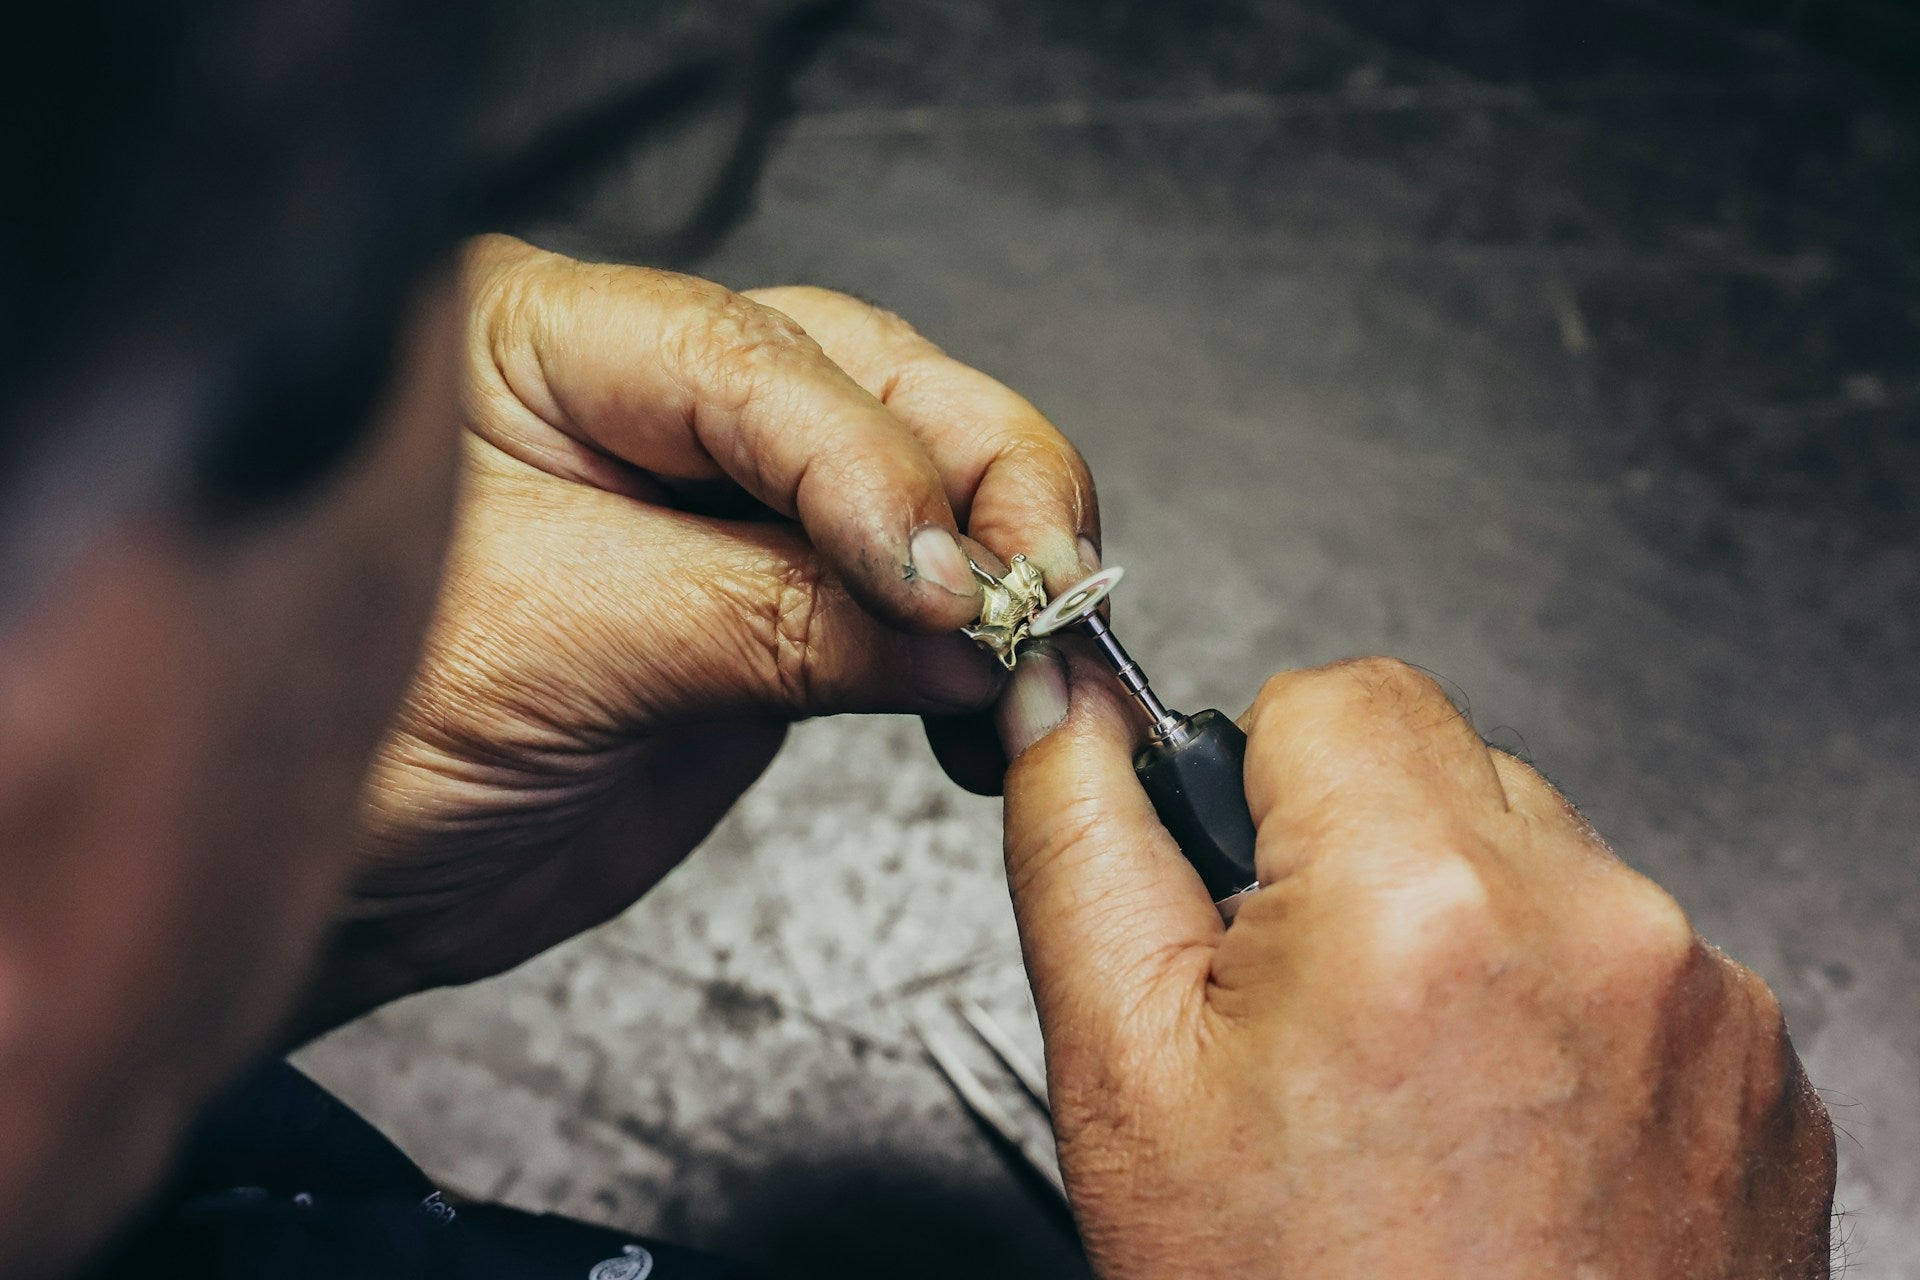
[300,2,1920,1274]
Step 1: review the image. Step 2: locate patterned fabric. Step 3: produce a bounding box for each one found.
[81,1060,753,1279]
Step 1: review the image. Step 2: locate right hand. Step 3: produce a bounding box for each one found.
[998,651,1836,1278]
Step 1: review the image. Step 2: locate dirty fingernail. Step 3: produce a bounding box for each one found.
[1076,534,1102,576]
[906,634,1004,710]
[996,647,1070,759]
[910,526,979,599]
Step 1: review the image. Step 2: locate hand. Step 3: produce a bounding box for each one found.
[301,235,1097,1031]
[999,652,1837,1278]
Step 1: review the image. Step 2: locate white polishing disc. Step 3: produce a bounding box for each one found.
[1029,565,1125,636]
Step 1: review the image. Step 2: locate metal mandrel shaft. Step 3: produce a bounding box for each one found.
[1003,562,1260,918]
[1082,612,1189,745]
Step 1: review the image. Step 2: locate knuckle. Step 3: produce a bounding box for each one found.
[1252,656,1448,733]
[465,240,551,365]
[1741,976,1791,1091]
[748,286,940,396]
[1332,655,1452,714]
[1723,953,1790,1064]
[461,233,547,305]
[1340,654,1426,683]
[829,289,923,339]
[725,550,830,717]
[1589,875,1698,994]
[754,285,920,333]
[670,284,820,414]
[851,293,919,333]
[766,556,829,716]
[1248,668,1308,731]
[985,432,1093,515]
[997,430,1082,479]
[1742,964,1787,1033]
[811,288,929,355]
[1714,955,1805,1132]
[1344,856,1509,1005]
[1325,657,1483,757]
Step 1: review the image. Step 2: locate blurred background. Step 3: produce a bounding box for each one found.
[297,1,1920,1274]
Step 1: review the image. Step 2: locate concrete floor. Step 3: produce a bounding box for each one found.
[300,2,1920,1274]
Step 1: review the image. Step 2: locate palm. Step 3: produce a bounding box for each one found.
[335,446,788,991]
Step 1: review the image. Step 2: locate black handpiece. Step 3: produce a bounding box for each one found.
[1132,709,1260,905]
[1079,612,1262,919]
[1022,566,1263,919]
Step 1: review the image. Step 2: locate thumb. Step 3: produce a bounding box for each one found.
[1000,647,1221,1054]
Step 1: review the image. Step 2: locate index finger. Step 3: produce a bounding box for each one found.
[743,287,1100,592]
[464,236,983,632]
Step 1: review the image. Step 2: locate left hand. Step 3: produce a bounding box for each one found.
[301,235,1097,1031]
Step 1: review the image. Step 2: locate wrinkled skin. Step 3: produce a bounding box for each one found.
[301,235,1100,1030]
[0,228,1838,1278]
[0,236,1098,1277]
[1000,649,1838,1279]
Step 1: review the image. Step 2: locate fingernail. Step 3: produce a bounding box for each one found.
[996,647,1070,759]
[1076,534,1102,576]
[910,526,980,599]
[906,634,1004,710]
